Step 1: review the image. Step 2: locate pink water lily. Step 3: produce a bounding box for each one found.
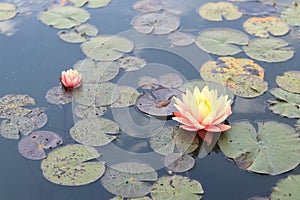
[173,86,232,144]
[60,69,82,91]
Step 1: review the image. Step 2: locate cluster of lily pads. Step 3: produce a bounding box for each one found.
[1,0,300,199]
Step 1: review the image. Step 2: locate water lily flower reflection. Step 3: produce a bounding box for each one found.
[60,69,82,90]
[173,86,232,144]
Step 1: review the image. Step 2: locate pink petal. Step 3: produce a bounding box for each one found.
[180,124,199,131]
[197,130,214,145]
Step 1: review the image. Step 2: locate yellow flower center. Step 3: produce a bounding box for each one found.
[196,96,212,117]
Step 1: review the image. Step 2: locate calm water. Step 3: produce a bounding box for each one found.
[0,0,299,199]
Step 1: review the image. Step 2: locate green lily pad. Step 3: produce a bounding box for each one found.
[58,23,98,43]
[151,175,204,200]
[168,32,195,47]
[18,131,63,160]
[81,35,134,61]
[226,74,268,98]
[268,88,300,118]
[25,108,48,130]
[131,12,180,35]
[159,73,183,89]
[296,119,300,131]
[276,71,300,94]
[41,144,105,186]
[39,6,90,29]
[243,38,294,63]
[270,175,300,200]
[150,126,199,155]
[45,86,72,105]
[0,117,35,139]
[281,5,300,26]
[70,117,119,146]
[195,28,249,56]
[218,121,300,175]
[73,58,119,84]
[101,162,158,198]
[0,3,17,21]
[133,0,163,13]
[117,56,147,72]
[111,196,152,200]
[138,76,160,90]
[198,2,243,21]
[110,86,140,108]
[164,153,195,173]
[0,94,35,119]
[73,103,106,119]
[69,0,111,8]
[243,16,289,37]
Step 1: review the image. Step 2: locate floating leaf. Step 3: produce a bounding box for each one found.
[0,117,35,139]
[281,5,300,26]
[133,0,163,13]
[150,126,198,155]
[101,162,157,198]
[159,73,183,89]
[243,38,294,63]
[0,3,17,21]
[270,175,300,200]
[243,16,289,38]
[268,88,300,118]
[58,23,98,43]
[18,131,63,160]
[276,71,300,94]
[39,6,90,29]
[73,103,106,119]
[81,35,134,61]
[218,121,300,175]
[168,32,195,46]
[110,86,140,108]
[45,86,72,105]
[41,144,105,186]
[138,76,160,90]
[151,175,204,200]
[0,94,35,119]
[25,108,48,130]
[164,153,195,173]
[198,2,242,21]
[226,75,268,98]
[195,28,249,56]
[111,196,151,200]
[136,88,182,116]
[73,58,119,84]
[117,56,147,72]
[296,119,300,132]
[70,117,119,146]
[69,0,111,8]
[131,12,180,35]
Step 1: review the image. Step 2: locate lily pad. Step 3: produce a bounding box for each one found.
[45,86,72,105]
[58,24,98,43]
[151,175,204,200]
[111,197,151,200]
[195,28,249,56]
[39,6,90,29]
[218,121,300,175]
[70,117,119,146]
[276,71,300,94]
[270,175,300,200]
[73,103,106,119]
[25,108,48,130]
[243,16,289,37]
[41,144,105,186]
[133,0,163,13]
[164,153,195,173]
[0,117,35,139]
[0,94,35,119]
[150,126,198,155]
[226,75,268,98]
[138,76,160,90]
[69,0,111,8]
[234,1,277,16]
[73,58,119,84]
[281,5,300,26]
[159,73,183,89]
[198,2,242,21]
[110,86,140,108]
[168,32,195,46]
[117,56,147,72]
[18,131,63,160]
[101,162,158,198]
[268,88,300,118]
[131,12,180,35]
[136,88,182,116]
[81,35,134,61]
[0,3,17,21]
[243,38,294,63]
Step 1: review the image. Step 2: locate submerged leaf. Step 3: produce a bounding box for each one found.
[138,76,160,90]
[0,117,35,139]
[133,0,163,13]
[270,175,300,200]
[45,86,72,105]
[218,121,300,175]
[118,56,147,72]
[168,32,195,46]
[159,73,183,89]
[0,3,17,21]
[276,71,300,94]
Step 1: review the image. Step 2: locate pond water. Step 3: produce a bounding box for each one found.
[0,0,299,199]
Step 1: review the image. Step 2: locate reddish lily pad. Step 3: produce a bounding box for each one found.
[45,86,72,105]
[18,131,63,160]
[276,71,300,94]
[0,117,35,139]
